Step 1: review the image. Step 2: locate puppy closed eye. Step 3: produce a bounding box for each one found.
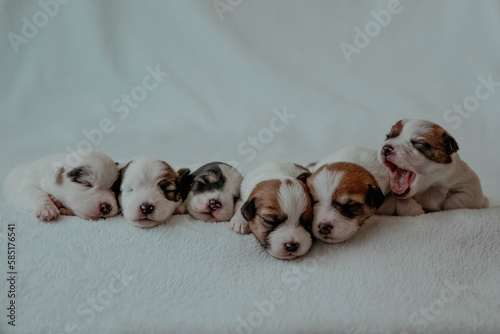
[67,166,93,188]
[158,180,178,201]
[335,200,364,217]
[411,140,433,152]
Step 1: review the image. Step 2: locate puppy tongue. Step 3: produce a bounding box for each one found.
[391,168,411,195]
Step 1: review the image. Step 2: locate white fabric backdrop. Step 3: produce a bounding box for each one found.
[0,1,499,333]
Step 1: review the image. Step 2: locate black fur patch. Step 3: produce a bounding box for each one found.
[241,198,256,221]
[189,162,228,194]
[67,165,93,187]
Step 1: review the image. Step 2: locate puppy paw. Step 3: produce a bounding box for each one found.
[229,215,250,234]
[36,201,60,222]
[397,199,425,216]
[48,195,74,216]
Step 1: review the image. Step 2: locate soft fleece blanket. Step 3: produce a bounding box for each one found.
[1,1,499,333]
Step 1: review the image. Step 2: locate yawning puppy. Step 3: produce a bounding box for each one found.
[307,162,385,243]
[4,151,119,221]
[114,157,186,228]
[229,163,313,260]
[180,162,243,222]
[379,119,488,212]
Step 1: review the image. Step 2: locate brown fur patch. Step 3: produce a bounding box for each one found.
[312,162,382,223]
[159,161,181,201]
[386,120,405,139]
[417,125,458,164]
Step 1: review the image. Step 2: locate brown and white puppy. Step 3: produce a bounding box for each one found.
[178,162,242,222]
[229,163,313,260]
[4,151,119,221]
[307,162,385,243]
[379,119,488,212]
[114,156,187,228]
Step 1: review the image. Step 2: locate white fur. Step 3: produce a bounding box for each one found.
[3,151,119,221]
[184,164,242,222]
[379,119,488,212]
[229,162,312,260]
[120,156,180,228]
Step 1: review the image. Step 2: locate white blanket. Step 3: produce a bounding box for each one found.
[1,1,499,333]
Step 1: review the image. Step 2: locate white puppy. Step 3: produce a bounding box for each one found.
[4,151,119,221]
[230,163,313,260]
[379,119,488,212]
[114,157,187,228]
[179,162,243,222]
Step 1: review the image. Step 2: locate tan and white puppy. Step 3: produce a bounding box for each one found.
[307,162,385,243]
[379,119,488,212]
[4,151,119,221]
[179,162,243,222]
[114,157,187,228]
[229,163,313,260]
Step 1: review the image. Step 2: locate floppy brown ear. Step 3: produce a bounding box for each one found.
[241,198,256,221]
[442,132,459,155]
[49,164,65,185]
[366,184,385,209]
[176,168,192,201]
[296,171,312,185]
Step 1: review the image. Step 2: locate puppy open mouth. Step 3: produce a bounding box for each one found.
[385,160,416,197]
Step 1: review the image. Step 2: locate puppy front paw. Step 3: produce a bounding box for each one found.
[48,195,74,216]
[36,201,60,222]
[229,215,250,234]
[397,199,425,217]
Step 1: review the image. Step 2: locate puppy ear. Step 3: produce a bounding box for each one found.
[366,184,385,209]
[111,162,130,208]
[442,132,459,155]
[296,171,311,185]
[49,163,65,185]
[176,168,192,201]
[241,198,256,221]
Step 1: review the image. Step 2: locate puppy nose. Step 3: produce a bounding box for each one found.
[140,203,155,216]
[382,145,394,157]
[208,199,221,210]
[318,223,333,235]
[284,242,299,253]
[100,203,112,215]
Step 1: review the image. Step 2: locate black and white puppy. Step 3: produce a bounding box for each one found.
[179,162,243,222]
[230,163,313,260]
[4,151,119,221]
[114,156,188,228]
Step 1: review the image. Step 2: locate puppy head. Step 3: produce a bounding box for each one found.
[241,178,313,260]
[47,151,119,219]
[117,157,183,228]
[307,162,384,243]
[183,162,243,222]
[378,119,459,198]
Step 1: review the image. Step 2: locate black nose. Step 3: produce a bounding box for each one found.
[382,145,394,157]
[140,203,154,215]
[209,199,221,210]
[100,203,112,215]
[285,242,299,253]
[319,223,333,235]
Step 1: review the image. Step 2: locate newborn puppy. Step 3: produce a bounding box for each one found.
[180,162,243,222]
[379,119,488,213]
[230,163,313,260]
[4,151,119,221]
[307,162,384,243]
[114,157,187,228]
